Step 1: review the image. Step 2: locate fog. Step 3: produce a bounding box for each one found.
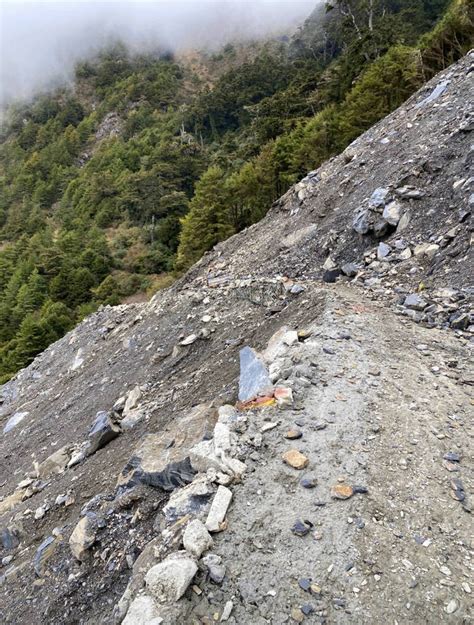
[0,0,315,106]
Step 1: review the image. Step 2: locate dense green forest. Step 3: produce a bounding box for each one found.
[0,0,472,382]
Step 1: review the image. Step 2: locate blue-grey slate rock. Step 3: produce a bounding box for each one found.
[238,347,272,402]
[86,411,121,456]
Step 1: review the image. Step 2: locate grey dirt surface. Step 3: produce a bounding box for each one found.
[0,53,473,625]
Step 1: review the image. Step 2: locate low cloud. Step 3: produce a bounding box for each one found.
[0,0,315,106]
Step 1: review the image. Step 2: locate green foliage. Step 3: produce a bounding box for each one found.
[176,166,234,270]
[0,0,470,380]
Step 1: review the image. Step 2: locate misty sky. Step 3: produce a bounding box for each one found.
[0,0,315,106]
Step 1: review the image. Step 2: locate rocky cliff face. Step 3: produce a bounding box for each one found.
[0,53,472,625]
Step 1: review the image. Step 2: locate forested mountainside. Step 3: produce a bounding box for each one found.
[0,0,473,382]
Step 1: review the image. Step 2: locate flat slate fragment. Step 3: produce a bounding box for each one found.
[238,346,273,402]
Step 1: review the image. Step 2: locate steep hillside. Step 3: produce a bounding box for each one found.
[1,0,471,382]
[0,52,472,625]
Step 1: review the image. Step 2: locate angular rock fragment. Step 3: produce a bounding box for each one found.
[37,445,71,478]
[205,485,232,533]
[145,551,197,602]
[383,201,403,226]
[377,242,391,260]
[369,187,390,208]
[404,294,427,311]
[87,411,121,456]
[282,449,309,470]
[202,553,226,583]
[274,386,293,408]
[69,512,103,561]
[162,476,216,524]
[291,519,313,537]
[353,209,371,234]
[341,262,359,277]
[34,535,58,576]
[122,595,163,625]
[183,519,213,558]
[238,347,273,402]
[123,386,142,415]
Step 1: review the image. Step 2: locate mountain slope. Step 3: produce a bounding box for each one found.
[0,53,473,625]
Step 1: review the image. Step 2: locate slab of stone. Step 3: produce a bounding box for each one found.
[404,294,427,311]
[238,347,273,402]
[205,486,233,533]
[34,535,58,576]
[183,519,213,558]
[145,551,197,602]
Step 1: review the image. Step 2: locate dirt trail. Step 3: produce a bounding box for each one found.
[181,284,473,624]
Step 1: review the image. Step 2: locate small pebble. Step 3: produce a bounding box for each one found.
[285,429,303,440]
[443,452,461,462]
[300,475,318,489]
[291,519,313,537]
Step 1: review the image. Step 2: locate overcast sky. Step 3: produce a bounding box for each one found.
[0,0,315,106]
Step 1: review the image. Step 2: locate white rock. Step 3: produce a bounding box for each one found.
[414,242,439,259]
[283,330,299,346]
[213,423,231,453]
[205,486,232,533]
[71,349,84,371]
[190,440,228,474]
[122,595,163,625]
[3,411,29,434]
[145,551,197,602]
[183,519,213,558]
[124,386,142,415]
[322,256,337,270]
[399,247,412,260]
[180,334,197,346]
[220,600,233,621]
[217,405,237,424]
[445,599,458,614]
[383,200,403,226]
